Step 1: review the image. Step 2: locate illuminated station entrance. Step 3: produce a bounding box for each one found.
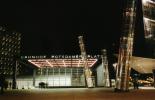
[19,55,99,88]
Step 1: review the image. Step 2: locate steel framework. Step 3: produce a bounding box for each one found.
[78,36,94,88]
[115,0,137,91]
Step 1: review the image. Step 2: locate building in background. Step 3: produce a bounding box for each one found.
[142,0,155,86]
[0,27,111,89]
[0,26,21,88]
[15,55,100,89]
[0,26,21,75]
[142,0,155,56]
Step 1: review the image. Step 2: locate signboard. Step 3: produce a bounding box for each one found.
[21,55,101,59]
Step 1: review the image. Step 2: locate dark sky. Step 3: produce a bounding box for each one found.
[0,0,145,56]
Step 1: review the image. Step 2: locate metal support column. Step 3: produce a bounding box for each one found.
[78,36,94,88]
[115,0,137,92]
[101,49,110,87]
[33,69,36,87]
[65,67,66,86]
[12,60,17,89]
[46,66,48,88]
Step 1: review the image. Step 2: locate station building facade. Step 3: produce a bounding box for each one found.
[10,55,108,89]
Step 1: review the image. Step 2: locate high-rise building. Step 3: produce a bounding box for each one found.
[142,0,155,56]
[142,0,155,88]
[0,26,21,75]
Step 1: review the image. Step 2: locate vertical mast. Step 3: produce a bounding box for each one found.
[78,36,94,88]
[115,0,137,91]
[101,49,110,87]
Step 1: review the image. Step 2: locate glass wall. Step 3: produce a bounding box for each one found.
[35,67,85,87]
[6,67,85,89]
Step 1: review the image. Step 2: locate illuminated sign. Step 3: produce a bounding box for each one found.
[22,55,101,59]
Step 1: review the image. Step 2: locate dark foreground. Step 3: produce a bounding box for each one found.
[0,88,155,100]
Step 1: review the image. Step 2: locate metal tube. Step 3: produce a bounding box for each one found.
[115,0,137,91]
[101,49,110,87]
[78,36,94,88]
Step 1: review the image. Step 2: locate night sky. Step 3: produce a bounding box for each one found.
[0,0,146,57]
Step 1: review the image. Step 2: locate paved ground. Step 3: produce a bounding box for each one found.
[0,87,155,100]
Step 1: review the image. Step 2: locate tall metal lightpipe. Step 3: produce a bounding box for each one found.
[101,49,110,87]
[78,36,94,88]
[115,0,137,91]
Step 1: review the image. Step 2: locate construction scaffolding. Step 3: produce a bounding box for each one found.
[115,0,137,91]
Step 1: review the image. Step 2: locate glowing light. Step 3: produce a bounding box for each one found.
[63,60,66,67]
[90,59,98,67]
[78,60,81,67]
[142,0,149,4]
[28,58,97,68]
[46,60,53,67]
[144,17,155,23]
[142,0,155,4]
[113,63,117,68]
[28,60,41,68]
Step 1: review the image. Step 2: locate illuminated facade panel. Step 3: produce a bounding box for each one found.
[13,67,85,89]
[35,67,85,87]
[0,26,21,75]
[16,55,98,88]
[142,0,155,41]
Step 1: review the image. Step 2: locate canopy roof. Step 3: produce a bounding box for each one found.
[131,56,155,73]
[28,58,98,68]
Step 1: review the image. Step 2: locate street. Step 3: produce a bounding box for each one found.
[0,87,155,100]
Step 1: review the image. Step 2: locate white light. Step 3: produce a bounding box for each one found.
[28,60,41,68]
[144,17,155,23]
[113,63,117,70]
[28,58,98,68]
[78,60,81,67]
[46,60,53,67]
[142,0,155,4]
[90,59,98,67]
[142,0,149,4]
[63,60,66,67]
[146,34,153,38]
[113,63,117,67]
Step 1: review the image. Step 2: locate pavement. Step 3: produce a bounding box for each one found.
[0,87,155,100]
